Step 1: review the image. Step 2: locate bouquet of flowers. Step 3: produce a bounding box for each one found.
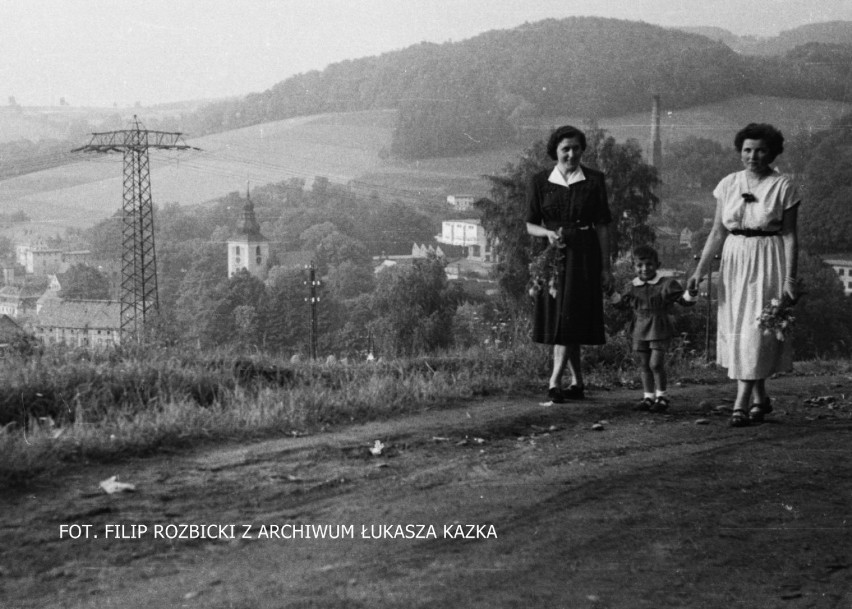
[528,229,567,298]
[756,294,797,341]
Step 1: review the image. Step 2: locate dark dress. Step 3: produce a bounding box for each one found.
[615,277,693,344]
[525,166,612,345]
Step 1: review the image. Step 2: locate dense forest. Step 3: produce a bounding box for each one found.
[185,17,852,158]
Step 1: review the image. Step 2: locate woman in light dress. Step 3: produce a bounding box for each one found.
[688,123,800,427]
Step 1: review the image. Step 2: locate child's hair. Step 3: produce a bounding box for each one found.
[632,244,660,264]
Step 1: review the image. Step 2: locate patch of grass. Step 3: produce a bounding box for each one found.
[0,345,536,485]
[790,359,852,376]
[0,341,830,487]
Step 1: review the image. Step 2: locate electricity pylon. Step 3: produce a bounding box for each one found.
[73,116,198,343]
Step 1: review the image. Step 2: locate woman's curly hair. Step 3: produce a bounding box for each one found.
[734,123,784,160]
[547,125,587,160]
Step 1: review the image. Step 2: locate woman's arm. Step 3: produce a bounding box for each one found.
[781,204,799,300]
[526,222,560,244]
[688,197,728,292]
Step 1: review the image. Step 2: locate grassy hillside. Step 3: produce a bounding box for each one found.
[0,110,397,232]
[0,100,216,145]
[2,96,849,237]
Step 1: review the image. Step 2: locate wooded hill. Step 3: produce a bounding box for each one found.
[190,17,852,158]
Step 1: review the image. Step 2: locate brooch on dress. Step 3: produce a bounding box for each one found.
[741,193,757,203]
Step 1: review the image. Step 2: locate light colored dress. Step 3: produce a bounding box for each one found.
[714,170,800,380]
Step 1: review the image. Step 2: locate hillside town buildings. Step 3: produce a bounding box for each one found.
[34,300,121,348]
[14,243,93,276]
[0,284,42,317]
[435,219,498,263]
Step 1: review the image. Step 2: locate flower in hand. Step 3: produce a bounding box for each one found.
[756,293,798,341]
[528,228,567,298]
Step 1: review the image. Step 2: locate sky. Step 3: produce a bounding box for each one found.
[1,0,851,108]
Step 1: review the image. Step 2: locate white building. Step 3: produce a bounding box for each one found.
[823,254,852,296]
[435,219,497,262]
[227,192,270,280]
[14,243,93,276]
[26,247,63,275]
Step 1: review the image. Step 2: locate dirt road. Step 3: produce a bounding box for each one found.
[3,374,852,608]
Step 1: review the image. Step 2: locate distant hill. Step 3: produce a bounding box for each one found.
[195,18,746,128]
[191,17,852,159]
[677,21,852,55]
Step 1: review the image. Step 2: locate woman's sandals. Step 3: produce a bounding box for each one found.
[748,397,773,423]
[729,409,750,427]
[730,397,773,427]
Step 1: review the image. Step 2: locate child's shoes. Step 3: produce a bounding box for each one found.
[547,387,566,404]
[650,396,670,413]
[563,384,585,400]
[634,397,654,411]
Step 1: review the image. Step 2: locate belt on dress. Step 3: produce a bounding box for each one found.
[549,223,593,231]
[729,229,780,238]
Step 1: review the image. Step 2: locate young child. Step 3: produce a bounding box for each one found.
[612,245,696,412]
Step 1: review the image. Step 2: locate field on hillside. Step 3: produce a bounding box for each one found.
[0,100,215,144]
[529,95,852,157]
[0,110,399,233]
[2,96,849,237]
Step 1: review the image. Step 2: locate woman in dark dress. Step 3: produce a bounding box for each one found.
[526,125,613,403]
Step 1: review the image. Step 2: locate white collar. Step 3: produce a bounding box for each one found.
[633,275,662,286]
[548,165,586,187]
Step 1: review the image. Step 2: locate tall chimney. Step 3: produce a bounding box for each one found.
[650,94,662,169]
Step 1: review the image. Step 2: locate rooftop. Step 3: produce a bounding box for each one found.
[36,299,120,329]
[822,253,852,264]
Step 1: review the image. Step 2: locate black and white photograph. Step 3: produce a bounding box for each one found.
[2,0,852,606]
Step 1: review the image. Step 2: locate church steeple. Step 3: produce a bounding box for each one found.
[233,183,265,241]
[227,184,269,279]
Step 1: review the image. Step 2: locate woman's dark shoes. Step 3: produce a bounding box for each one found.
[634,397,654,411]
[547,387,566,404]
[748,397,773,422]
[650,396,670,413]
[563,384,585,400]
[729,409,750,427]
